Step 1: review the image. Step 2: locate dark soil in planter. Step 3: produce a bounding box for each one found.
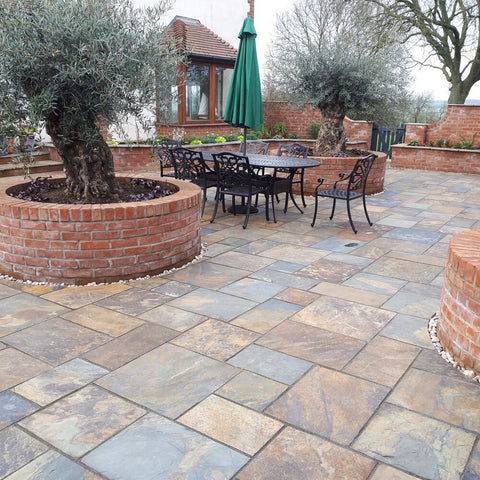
[331,149,372,157]
[7,176,177,204]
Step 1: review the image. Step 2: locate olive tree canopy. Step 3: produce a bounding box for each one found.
[0,0,183,202]
[265,0,409,154]
[366,0,480,104]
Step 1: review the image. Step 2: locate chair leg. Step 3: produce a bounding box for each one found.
[300,170,306,207]
[311,195,319,227]
[264,194,270,222]
[288,190,303,214]
[243,196,252,229]
[201,189,207,216]
[363,195,373,226]
[271,194,277,223]
[210,188,220,224]
[329,198,337,220]
[346,198,357,234]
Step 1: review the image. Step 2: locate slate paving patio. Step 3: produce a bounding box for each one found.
[1,166,480,479]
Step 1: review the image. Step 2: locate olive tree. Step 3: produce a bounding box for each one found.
[265,0,409,155]
[366,0,480,104]
[0,0,183,203]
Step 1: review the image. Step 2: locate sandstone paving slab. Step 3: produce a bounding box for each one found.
[297,258,362,283]
[150,280,197,297]
[178,395,283,455]
[163,261,249,289]
[250,267,320,290]
[274,287,319,307]
[60,304,144,336]
[353,403,476,480]
[6,450,102,480]
[344,335,420,387]
[310,281,389,307]
[382,290,443,317]
[0,391,38,429]
[380,314,433,349]
[235,426,375,480]
[290,296,394,341]
[139,304,206,331]
[209,250,276,271]
[265,260,305,273]
[412,349,471,381]
[311,236,366,253]
[266,366,389,445]
[0,426,48,479]
[167,288,257,321]
[171,318,259,361]
[0,283,21,299]
[2,318,111,366]
[382,226,445,244]
[369,464,422,479]
[19,385,145,458]
[82,323,178,370]
[343,272,407,296]
[216,370,287,411]
[96,343,239,418]
[219,277,285,302]
[257,320,365,368]
[94,287,171,315]
[360,237,429,255]
[233,238,280,255]
[0,293,69,337]
[0,348,50,391]
[82,413,248,480]
[259,244,329,265]
[40,283,130,309]
[231,298,302,334]
[463,441,480,479]
[364,257,443,283]
[323,251,374,267]
[387,368,480,433]
[12,358,108,406]
[228,344,312,384]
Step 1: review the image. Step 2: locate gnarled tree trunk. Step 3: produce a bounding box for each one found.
[315,101,346,156]
[46,117,119,203]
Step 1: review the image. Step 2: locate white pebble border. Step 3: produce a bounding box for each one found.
[0,243,207,289]
[428,313,480,384]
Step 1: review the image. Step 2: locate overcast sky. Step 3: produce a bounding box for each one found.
[133,0,479,101]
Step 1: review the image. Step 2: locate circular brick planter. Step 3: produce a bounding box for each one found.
[438,228,480,374]
[297,151,387,196]
[0,176,202,285]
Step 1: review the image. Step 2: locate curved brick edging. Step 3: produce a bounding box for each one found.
[0,176,202,285]
[438,228,480,374]
[299,151,387,196]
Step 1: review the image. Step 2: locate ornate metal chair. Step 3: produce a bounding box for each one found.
[311,154,377,234]
[210,152,271,229]
[239,140,269,155]
[170,147,216,215]
[276,142,310,208]
[154,138,182,177]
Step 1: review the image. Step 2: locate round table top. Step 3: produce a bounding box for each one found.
[203,151,320,169]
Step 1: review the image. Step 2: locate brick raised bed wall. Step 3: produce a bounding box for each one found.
[438,229,480,375]
[0,176,202,285]
[391,145,480,175]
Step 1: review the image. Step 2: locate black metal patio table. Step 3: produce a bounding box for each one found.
[202,152,321,215]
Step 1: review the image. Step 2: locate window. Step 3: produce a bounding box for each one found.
[216,67,233,120]
[186,65,210,121]
[172,63,234,124]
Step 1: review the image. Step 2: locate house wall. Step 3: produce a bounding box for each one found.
[157,101,374,144]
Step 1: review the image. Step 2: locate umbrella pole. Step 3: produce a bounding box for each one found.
[242,127,247,155]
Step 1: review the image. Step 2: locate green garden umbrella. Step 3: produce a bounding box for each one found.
[224,16,264,154]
